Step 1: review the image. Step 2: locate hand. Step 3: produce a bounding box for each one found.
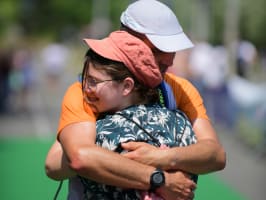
[121,141,159,166]
[141,191,164,200]
[157,171,196,200]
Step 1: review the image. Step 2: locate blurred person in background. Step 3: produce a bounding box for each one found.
[236,40,257,79]
[40,41,70,89]
[45,0,226,199]
[0,49,13,114]
[188,42,234,128]
[8,47,35,113]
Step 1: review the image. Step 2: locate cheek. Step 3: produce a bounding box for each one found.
[96,88,122,112]
[156,53,175,67]
[162,54,175,66]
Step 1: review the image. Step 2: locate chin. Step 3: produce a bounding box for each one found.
[88,103,98,113]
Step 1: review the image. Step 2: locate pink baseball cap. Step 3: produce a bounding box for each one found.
[83,31,162,88]
[120,0,194,52]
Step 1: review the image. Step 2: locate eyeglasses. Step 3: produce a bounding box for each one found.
[84,76,118,89]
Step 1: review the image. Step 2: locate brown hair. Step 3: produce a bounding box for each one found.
[81,49,159,105]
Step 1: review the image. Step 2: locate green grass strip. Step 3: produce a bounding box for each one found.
[0,138,247,200]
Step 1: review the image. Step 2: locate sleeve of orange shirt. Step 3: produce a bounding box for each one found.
[164,73,209,123]
[57,82,96,134]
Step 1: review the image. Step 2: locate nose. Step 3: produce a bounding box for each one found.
[84,85,94,95]
[83,87,96,104]
[164,54,175,66]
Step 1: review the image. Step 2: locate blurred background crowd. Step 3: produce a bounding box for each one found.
[1,0,265,154]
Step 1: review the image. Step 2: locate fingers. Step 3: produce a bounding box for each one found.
[183,184,195,200]
[121,141,138,151]
[185,179,196,191]
[190,190,195,200]
[176,190,194,200]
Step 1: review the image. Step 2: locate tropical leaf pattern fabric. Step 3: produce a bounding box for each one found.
[80,104,197,200]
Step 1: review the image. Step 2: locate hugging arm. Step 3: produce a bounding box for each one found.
[45,140,75,180]
[45,121,196,199]
[122,119,226,174]
[58,121,151,189]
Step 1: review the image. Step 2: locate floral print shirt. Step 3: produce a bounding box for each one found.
[79,104,197,200]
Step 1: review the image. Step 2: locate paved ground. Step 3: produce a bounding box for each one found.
[216,129,265,200]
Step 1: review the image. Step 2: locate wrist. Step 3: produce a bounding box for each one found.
[149,168,165,192]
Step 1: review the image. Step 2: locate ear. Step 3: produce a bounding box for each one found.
[122,77,135,96]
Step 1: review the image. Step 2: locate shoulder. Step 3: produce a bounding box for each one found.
[62,81,94,114]
[57,81,95,134]
[64,82,82,99]
[164,73,208,122]
[61,82,83,112]
[164,72,201,102]
[164,73,194,88]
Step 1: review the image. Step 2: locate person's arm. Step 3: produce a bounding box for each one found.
[45,82,195,198]
[58,121,196,197]
[45,122,195,199]
[45,140,76,180]
[122,119,225,174]
[45,120,153,188]
[164,74,226,173]
[45,82,96,180]
[169,75,226,173]
[121,74,226,174]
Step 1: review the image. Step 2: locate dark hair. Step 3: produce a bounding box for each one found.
[81,49,159,104]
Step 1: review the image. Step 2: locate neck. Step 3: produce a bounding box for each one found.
[116,93,148,112]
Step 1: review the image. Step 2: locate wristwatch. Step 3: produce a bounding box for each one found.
[149,168,165,191]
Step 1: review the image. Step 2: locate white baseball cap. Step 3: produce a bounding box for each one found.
[120,0,194,52]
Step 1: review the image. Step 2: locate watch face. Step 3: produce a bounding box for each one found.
[153,172,164,184]
[150,169,165,191]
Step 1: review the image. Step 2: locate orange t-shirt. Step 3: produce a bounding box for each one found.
[57,73,208,134]
[164,73,208,122]
[57,82,96,134]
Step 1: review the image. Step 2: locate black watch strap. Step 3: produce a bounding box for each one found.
[149,168,165,191]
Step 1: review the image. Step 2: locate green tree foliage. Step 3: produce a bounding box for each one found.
[240,0,266,49]
[0,0,19,32]
[0,0,265,49]
[18,0,93,37]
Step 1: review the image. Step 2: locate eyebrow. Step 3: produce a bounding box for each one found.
[86,74,100,81]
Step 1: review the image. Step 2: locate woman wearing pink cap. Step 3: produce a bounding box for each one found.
[77,31,197,199]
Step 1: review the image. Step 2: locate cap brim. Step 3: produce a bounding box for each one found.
[146,32,194,53]
[83,38,121,62]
